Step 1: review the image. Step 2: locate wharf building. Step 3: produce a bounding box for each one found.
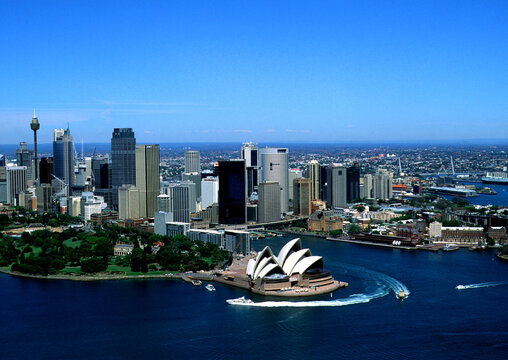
[440,227,485,245]
[224,230,250,254]
[326,164,347,209]
[53,128,75,189]
[218,159,247,225]
[257,181,281,223]
[241,142,258,197]
[259,147,289,214]
[307,160,321,200]
[293,178,311,216]
[246,238,337,294]
[111,128,136,210]
[187,229,224,248]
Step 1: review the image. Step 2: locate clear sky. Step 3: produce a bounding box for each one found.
[1,0,507,145]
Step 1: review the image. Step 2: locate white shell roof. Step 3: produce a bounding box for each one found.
[290,256,323,275]
[277,238,301,266]
[256,263,284,280]
[246,259,256,277]
[253,255,278,280]
[282,248,312,275]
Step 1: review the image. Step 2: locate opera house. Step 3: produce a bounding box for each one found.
[245,238,346,296]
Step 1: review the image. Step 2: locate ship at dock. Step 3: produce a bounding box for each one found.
[482,171,508,185]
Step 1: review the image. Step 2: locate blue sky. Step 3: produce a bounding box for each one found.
[1,0,507,144]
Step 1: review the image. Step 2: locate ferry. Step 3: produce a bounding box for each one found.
[205,284,216,291]
[226,296,254,305]
[442,244,459,252]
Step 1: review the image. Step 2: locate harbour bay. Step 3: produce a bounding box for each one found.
[1,234,507,359]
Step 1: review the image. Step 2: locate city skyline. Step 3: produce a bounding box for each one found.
[1,1,508,144]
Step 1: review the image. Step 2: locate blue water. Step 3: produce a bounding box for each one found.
[453,182,508,206]
[1,235,508,359]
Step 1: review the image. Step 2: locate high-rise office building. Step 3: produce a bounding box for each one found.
[293,178,311,216]
[182,172,201,201]
[118,185,140,220]
[373,170,393,200]
[135,144,160,218]
[259,147,289,213]
[288,169,303,201]
[6,166,27,205]
[326,164,347,209]
[184,150,201,173]
[111,128,136,209]
[91,155,112,208]
[157,194,171,213]
[39,157,53,184]
[363,174,373,199]
[35,183,52,212]
[16,142,34,183]
[166,183,192,223]
[241,142,258,197]
[224,230,251,255]
[201,176,218,209]
[258,181,281,223]
[346,163,360,202]
[53,128,75,187]
[308,160,321,200]
[218,159,246,224]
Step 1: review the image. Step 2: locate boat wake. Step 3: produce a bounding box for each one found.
[456,281,508,290]
[228,264,410,308]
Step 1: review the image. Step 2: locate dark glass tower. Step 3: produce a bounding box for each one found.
[346,163,360,202]
[218,159,246,225]
[39,157,54,184]
[53,128,75,186]
[111,128,136,209]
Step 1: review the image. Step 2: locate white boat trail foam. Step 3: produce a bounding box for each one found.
[456,281,508,290]
[227,264,409,307]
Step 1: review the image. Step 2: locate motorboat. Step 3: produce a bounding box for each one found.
[191,279,202,286]
[226,296,254,305]
[397,291,408,300]
[442,244,459,252]
[456,285,466,290]
[205,284,216,291]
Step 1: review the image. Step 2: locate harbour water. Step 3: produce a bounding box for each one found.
[1,234,507,359]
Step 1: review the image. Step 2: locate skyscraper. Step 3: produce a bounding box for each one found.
[136,144,160,218]
[111,128,136,209]
[241,142,258,197]
[184,150,201,173]
[258,181,281,223]
[6,166,27,205]
[218,159,246,224]
[39,157,54,185]
[346,163,360,203]
[259,147,289,213]
[53,128,75,187]
[326,164,347,209]
[16,142,34,183]
[373,170,393,200]
[308,160,321,200]
[293,178,311,216]
[363,174,373,199]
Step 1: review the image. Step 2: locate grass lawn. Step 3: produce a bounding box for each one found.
[58,267,83,274]
[106,264,172,276]
[0,265,12,271]
[63,239,82,248]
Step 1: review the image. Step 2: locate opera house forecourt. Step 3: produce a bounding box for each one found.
[215,238,348,297]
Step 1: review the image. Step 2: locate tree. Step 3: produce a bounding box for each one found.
[347,224,362,235]
[81,257,107,273]
[130,248,143,272]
